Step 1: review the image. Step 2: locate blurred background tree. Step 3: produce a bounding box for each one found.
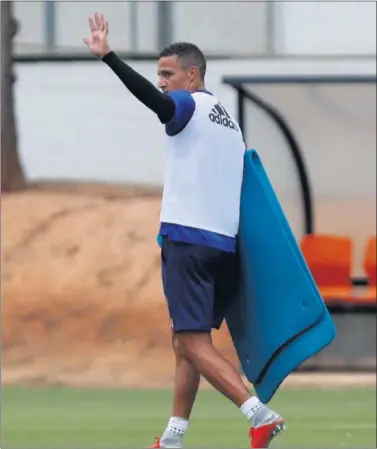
[1,0,26,192]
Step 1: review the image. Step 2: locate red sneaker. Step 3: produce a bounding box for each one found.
[249,416,285,448]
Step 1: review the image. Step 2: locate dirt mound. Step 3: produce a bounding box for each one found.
[1,189,237,387]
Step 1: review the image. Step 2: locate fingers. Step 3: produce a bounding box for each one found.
[82,36,91,47]
[94,12,101,28]
[99,13,106,31]
[88,16,96,33]
[94,12,106,31]
[89,12,107,33]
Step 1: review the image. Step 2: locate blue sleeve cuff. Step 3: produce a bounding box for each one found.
[165,90,195,136]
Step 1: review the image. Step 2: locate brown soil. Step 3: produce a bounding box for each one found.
[1,186,237,388]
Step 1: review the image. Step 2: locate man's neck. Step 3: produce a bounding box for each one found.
[189,84,206,93]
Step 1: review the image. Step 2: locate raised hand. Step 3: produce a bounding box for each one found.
[83,12,110,58]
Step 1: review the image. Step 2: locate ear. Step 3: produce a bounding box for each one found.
[188,66,198,81]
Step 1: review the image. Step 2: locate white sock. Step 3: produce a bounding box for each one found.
[160,416,188,447]
[240,396,264,426]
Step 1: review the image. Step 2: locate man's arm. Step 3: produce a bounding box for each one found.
[83,12,195,131]
[102,51,175,124]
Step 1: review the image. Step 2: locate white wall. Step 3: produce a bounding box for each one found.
[172,2,268,55]
[13,1,158,54]
[13,1,45,53]
[276,2,376,56]
[56,1,158,52]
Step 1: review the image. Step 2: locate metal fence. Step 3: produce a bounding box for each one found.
[13,1,273,57]
[13,1,376,58]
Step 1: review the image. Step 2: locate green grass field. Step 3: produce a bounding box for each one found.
[1,386,376,448]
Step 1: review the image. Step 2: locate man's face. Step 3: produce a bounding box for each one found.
[157,55,196,93]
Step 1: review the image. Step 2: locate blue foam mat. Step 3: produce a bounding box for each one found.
[225,149,335,403]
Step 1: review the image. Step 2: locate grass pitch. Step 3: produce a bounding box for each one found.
[1,386,376,448]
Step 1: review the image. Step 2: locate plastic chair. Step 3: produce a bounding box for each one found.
[300,234,353,302]
[360,236,377,304]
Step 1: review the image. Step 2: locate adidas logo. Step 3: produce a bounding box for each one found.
[209,103,239,131]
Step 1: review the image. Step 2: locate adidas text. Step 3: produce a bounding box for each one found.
[209,103,239,131]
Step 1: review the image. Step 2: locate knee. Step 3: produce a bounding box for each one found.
[174,332,211,362]
[172,333,185,359]
[172,334,179,353]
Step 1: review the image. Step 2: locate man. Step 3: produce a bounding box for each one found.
[83,12,285,449]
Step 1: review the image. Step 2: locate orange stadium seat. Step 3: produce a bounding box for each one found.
[300,234,353,302]
[360,236,377,304]
[364,236,377,285]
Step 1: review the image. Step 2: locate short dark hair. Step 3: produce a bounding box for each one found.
[159,42,207,81]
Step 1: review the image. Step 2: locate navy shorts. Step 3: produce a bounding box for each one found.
[161,237,239,332]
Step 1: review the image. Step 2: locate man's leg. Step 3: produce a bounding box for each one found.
[171,334,201,419]
[176,331,285,448]
[176,331,250,406]
[154,239,284,448]
[158,335,200,448]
